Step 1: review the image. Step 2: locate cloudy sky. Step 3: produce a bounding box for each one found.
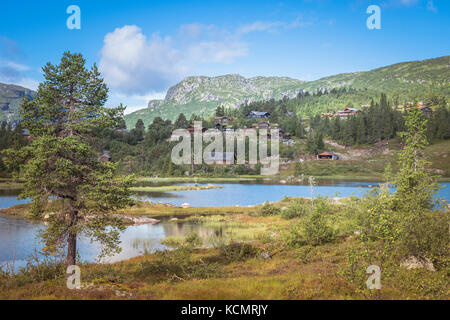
[0,0,449,113]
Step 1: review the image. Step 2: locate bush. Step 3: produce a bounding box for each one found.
[257,201,281,216]
[218,243,259,262]
[397,210,449,265]
[283,223,304,248]
[281,204,307,220]
[312,196,333,215]
[185,232,203,248]
[303,211,334,246]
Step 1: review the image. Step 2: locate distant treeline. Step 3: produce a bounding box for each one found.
[0,122,27,176]
[2,89,449,177]
[309,93,450,147]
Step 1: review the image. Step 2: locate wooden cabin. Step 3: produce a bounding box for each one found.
[100,150,112,162]
[247,111,270,119]
[316,152,339,161]
[335,108,359,118]
[214,116,234,124]
[187,125,208,134]
[22,129,32,142]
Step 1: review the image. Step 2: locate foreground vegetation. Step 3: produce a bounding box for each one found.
[0,195,447,300]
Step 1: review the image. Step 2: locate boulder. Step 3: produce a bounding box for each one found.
[400,255,435,272]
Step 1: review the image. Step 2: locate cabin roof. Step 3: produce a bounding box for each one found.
[318,152,334,156]
[247,111,270,116]
[102,150,111,159]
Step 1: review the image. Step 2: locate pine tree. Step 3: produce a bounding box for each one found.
[2,52,134,265]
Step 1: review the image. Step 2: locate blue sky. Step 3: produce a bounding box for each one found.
[1,0,449,113]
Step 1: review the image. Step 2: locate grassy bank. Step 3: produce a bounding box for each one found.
[136,176,265,183]
[0,178,24,189]
[0,200,257,220]
[130,185,223,192]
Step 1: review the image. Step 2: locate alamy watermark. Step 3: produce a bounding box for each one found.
[366,265,381,290]
[66,265,81,290]
[66,5,81,30]
[367,5,381,30]
[170,121,280,175]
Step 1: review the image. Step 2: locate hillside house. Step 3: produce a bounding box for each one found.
[100,150,112,162]
[418,103,433,115]
[321,113,334,118]
[316,152,339,161]
[214,116,234,124]
[115,128,130,134]
[247,111,270,119]
[187,125,208,134]
[336,108,359,118]
[22,128,32,142]
[257,121,270,129]
[394,102,433,115]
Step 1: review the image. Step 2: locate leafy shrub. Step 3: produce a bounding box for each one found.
[356,187,400,245]
[257,201,281,216]
[218,243,259,262]
[281,204,307,219]
[283,223,304,248]
[312,196,333,215]
[185,232,203,248]
[303,211,334,246]
[397,210,449,266]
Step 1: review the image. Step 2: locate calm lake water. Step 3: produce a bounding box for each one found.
[1,180,448,271]
[133,181,450,207]
[0,214,220,272]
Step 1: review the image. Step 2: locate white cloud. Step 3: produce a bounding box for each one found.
[99,17,308,97]
[99,25,185,95]
[237,16,309,35]
[99,24,249,96]
[0,59,38,90]
[107,91,166,114]
[6,61,30,71]
[13,78,39,90]
[0,37,38,90]
[237,21,284,35]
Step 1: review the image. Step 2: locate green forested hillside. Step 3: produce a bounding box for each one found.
[0,83,36,124]
[124,55,450,128]
[124,74,306,128]
[300,55,450,99]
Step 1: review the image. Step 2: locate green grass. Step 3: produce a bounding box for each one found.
[1,197,447,300]
[0,200,257,220]
[0,178,25,190]
[130,185,223,192]
[135,175,265,183]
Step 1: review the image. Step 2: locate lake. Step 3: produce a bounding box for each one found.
[0,214,220,272]
[1,180,448,272]
[133,181,450,207]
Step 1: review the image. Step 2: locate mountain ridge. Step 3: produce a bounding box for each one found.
[1,55,449,128]
[0,83,37,124]
[124,55,450,128]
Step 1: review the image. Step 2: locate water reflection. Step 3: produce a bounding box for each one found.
[0,215,221,272]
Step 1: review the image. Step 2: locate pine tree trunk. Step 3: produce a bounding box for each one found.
[67,230,77,266]
[67,201,78,266]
